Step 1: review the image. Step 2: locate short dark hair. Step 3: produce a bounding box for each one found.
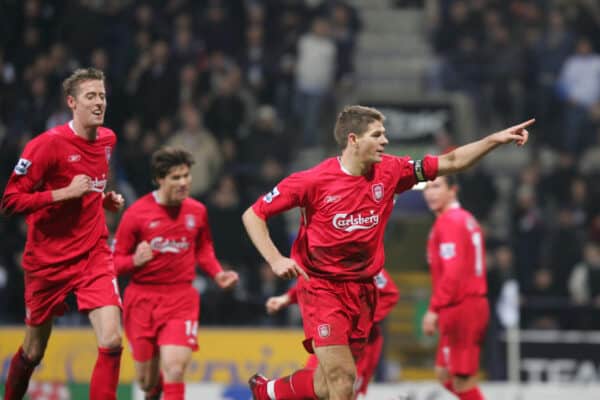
[333,105,385,148]
[440,174,458,187]
[151,147,195,180]
[62,67,105,98]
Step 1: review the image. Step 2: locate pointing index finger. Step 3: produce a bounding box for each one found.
[514,118,535,130]
[296,264,310,281]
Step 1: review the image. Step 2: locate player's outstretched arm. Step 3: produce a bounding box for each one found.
[437,119,534,176]
[242,207,309,280]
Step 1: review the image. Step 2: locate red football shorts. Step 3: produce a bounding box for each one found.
[298,276,377,359]
[23,241,121,326]
[435,296,489,376]
[303,323,383,396]
[123,282,200,362]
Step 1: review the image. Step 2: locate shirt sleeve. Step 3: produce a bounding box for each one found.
[1,136,55,214]
[195,206,223,279]
[252,172,310,220]
[395,154,439,193]
[113,209,140,275]
[374,269,400,322]
[428,218,464,312]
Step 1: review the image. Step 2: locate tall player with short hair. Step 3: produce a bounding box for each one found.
[113,147,239,400]
[422,175,489,400]
[243,104,532,400]
[2,68,124,400]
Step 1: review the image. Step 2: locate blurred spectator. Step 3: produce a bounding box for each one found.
[178,63,204,106]
[204,67,251,140]
[557,37,600,154]
[568,241,600,306]
[294,17,337,148]
[458,167,498,221]
[167,103,222,198]
[533,9,574,147]
[132,39,178,128]
[240,105,291,168]
[205,174,247,267]
[512,184,544,292]
[522,268,562,329]
[484,24,524,127]
[546,208,584,294]
[485,244,519,380]
[116,117,154,198]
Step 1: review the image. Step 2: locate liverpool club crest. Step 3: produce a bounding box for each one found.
[372,183,384,202]
[185,214,196,230]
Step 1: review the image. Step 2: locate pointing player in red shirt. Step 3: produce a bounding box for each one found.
[422,175,489,400]
[113,147,239,400]
[242,105,532,400]
[265,269,399,399]
[1,68,125,400]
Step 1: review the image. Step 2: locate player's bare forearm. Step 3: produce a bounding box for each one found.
[438,118,534,176]
[437,135,498,175]
[242,207,283,264]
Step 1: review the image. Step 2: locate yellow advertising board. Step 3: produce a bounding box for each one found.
[0,328,307,384]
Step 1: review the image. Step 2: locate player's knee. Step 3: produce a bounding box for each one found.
[98,331,122,349]
[325,366,355,398]
[452,374,475,392]
[138,376,155,392]
[22,343,45,365]
[163,362,186,381]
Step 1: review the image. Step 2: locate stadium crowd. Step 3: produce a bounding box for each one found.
[1,0,600,336]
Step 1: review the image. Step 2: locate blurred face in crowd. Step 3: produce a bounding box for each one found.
[350,120,388,164]
[424,176,458,215]
[157,164,191,206]
[67,79,106,128]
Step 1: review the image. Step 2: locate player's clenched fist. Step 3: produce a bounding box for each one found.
[215,270,239,289]
[103,190,124,212]
[266,294,291,315]
[270,256,309,280]
[422,310,438,336]
[133,240,153,267]
[66,174,92,198]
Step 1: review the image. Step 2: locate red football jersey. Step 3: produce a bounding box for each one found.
[426,204,487,312]
[252,154,438,280]
[2,122,115,269]
[113,192,223,285]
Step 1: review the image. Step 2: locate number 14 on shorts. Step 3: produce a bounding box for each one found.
[185,320,198,336]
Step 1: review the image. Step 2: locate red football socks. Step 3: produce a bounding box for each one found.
[272,369,317,399]
[90,346,122,400]
[163,382,185,400]
[457,386,485,400]
[3,347,38,400]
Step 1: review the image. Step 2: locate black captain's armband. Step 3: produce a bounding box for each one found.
[413,159,425,182]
